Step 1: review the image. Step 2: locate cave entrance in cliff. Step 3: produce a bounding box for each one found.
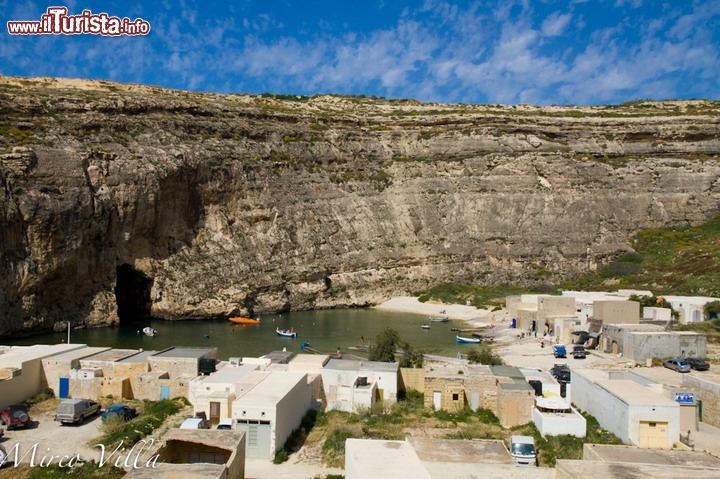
[115,264,154,323]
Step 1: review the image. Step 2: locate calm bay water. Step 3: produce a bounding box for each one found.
[3,309,477,360]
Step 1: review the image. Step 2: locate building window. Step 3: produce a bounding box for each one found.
[452,393,459,401]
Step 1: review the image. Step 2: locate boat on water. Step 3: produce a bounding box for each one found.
[229,316,261,325]
[348,344,370,351]
[142,327,157,337]
[421,324,431,329]
[456,335,481,344]
[429,317,449,322]
[276,328,297,338]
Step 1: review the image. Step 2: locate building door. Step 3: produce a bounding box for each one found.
[209,401,221,425]
[433,391,441,410]
[505,399,520,427]
[611,341,619,354]
[58,378,69,399]
[470,392,480,410]
[160,386,169,399]
[237,420,272,458]
[639,421,668,448]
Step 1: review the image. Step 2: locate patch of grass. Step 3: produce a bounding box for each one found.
[415,283,530,310]
[96,398,184,448]
[675,318,720,344]
[564,215,720,297]
[22,462,125,479]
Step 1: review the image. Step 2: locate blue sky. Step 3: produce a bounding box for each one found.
[2,1,719,106]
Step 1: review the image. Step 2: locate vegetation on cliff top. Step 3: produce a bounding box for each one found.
[418,215,720,307]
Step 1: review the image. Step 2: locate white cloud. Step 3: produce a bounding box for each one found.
[541,11,572,37]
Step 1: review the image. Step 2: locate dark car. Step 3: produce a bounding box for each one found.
[1,404,31,430]
[101,404,137,421]
[550,363,571,383]
[663,358,691,373]
[685,357,710,371]
[572,345,586,359]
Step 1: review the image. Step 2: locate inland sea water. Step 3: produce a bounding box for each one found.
[3,308,483,360]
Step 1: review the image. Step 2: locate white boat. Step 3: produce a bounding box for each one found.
[456,335,481,344]
[429,317,449,322]
[276,328,297,338]
[142,327,157,337]
[421,324,431,329]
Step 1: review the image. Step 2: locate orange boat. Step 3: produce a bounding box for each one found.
[229,317,261,325]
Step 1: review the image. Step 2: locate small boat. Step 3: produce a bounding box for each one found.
[456,335,481,344]
[276,328,297,338]
[421,324,431,329]
[142,327,157,337]
[348,344,370,351]
[229,316,261,325]
[429,316,449,322]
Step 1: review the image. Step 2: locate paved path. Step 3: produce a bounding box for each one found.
[692,422,720,457]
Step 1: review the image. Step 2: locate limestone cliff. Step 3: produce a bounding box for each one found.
[1,76,719,337]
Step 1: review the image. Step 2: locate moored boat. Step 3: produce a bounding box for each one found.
[142,327,157,337]
[276,328,297,338]
[455,335,481,344]
[421,324,431,329]
[429,316,449,322]
[229,316,261,325]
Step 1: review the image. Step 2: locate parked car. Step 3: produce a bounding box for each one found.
[663,358,691,373]
[0,443,7,465]
[54,399,101,425]
[550,363,571,383]
[1,404,31,430]
[685,357,710,371]
[0,427,4,438]
[572,345,586,359]
[216,418,236,430]
[553,344,567,358]
[102,404,137,421]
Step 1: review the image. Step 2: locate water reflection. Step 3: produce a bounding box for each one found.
[3,309,479,360]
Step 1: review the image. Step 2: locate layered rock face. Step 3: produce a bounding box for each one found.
[1,76,719,336]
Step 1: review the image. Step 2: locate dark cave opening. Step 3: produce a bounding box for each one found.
[115,264,154,323]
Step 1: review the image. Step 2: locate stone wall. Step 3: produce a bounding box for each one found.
[681,375,720,428]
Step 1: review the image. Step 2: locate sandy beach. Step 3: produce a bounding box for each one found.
[374,296,502,324]
[375,296,627,371]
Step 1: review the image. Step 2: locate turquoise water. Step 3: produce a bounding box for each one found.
[3,309,479,360]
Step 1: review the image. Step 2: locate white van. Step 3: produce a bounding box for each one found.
[180,417,211,429]
[509,435,537,466]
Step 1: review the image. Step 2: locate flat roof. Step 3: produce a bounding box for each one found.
[200,363,259,384]
[118,350,158,363]
[346,439,431,479]
[151,347,216,359]
[234,371,306,404]
[491,365,526,379]
[585,444,720,467]
[597,379,678,406]
[41,346,110,362]
[325,358,399,373]
[557,459,720,478]
[0,344,87,366]
[261,350,295,364]
[288,353,330,370]
[81,349,141,362]
[409,438,513,464]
